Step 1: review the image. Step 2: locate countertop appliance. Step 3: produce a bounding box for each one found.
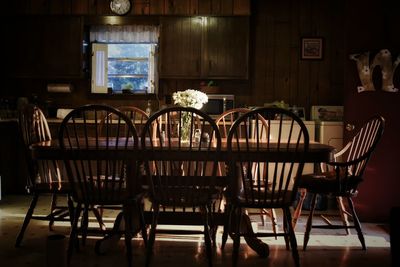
[317,121,344,154]
[311,105,344,153]
[201,94,234,118]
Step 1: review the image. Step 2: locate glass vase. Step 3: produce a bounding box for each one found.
[180,112,191,143]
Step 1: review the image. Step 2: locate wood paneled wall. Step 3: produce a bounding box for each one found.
[4,0,346,120]
[12,0,250,15]
[161,0,346,118]
[247,0,345,116]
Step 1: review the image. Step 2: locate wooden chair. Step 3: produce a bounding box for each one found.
[225,107,309,267]
[96,105,149,224]
[114,106,149,135]
[58,104,147,267]
[295,115,385,250]
[215,108,279,236]
[15,104,74,247]
[141,106,223,267]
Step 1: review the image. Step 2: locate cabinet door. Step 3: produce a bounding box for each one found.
[160,17,202,78]
[204,17,249,78]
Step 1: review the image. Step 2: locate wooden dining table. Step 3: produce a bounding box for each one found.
[31,139,333,161]
[30,139,334,257]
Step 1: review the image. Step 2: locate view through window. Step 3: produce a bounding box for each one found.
[90,25,159,94]
[108,43,155,93]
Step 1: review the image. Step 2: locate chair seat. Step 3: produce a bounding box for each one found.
[298,171,362,194]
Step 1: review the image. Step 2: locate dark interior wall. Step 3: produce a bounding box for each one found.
[248,0,345,116]
[2,0,346,119]
[157,0,347,116]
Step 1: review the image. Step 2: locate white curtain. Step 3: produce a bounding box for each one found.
[90,25,159,43]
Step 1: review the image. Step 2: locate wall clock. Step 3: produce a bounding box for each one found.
[110,0,131,16]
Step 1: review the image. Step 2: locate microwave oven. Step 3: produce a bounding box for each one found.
[201,94,235,118]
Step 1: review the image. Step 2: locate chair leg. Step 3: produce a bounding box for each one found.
[67,194,75,226]
[337,197,351,235]
[145,205,159,267]
[346,197,366,250]
[303,193,317,250]
[210,224,218,247]
[221,203,232,250]
[137,201,148,246]
[123,205,133,267]
[207,204,217,247]
[285,207,300,267]
[259,208,278,237]
[15,193,39,247]
[232,206,242,267]
[92,205,107,231]
[259,208,265,226]
[67,204,82,266]
[270,208,279,240]
[49,193,57,230]
[293,188,307,229]
[81,205,89,246]
[282,208,290,250]
[201,206,213,267]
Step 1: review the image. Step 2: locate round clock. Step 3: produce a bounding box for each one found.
[110,0,131,15]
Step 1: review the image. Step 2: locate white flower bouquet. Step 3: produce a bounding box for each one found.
[172,89,208,109]
[172,89,208,142]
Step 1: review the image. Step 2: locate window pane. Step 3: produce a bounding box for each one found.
[108,60,149,75]
[108,77,148,92]
[108,44,151,58]
[107,43,153,93]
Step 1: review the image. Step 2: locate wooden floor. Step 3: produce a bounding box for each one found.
[0,195,391,267]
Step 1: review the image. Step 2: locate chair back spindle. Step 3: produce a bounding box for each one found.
[59,104,139,205]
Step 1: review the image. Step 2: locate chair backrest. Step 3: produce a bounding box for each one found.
[215,108,252,138]
[18,104,61,186]
[99,106,149,136]
[215,108,269,177]
[339,115,385,179]
[98,106,149,135]
[58,104,139,204]
[227,107,309,208]
[19,104,51,146]
[141,106,222,211]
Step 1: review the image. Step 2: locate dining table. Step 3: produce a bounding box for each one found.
[30,138,334,257]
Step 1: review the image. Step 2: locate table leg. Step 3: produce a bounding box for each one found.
[94,208,143,255]
[240,212,270,257]
[94,212,124,255]
[95,207,270,258]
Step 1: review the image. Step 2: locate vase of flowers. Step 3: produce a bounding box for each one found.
[179,112,192,142]
[172,89,208,142]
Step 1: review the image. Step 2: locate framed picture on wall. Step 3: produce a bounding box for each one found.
[301,37,323,60]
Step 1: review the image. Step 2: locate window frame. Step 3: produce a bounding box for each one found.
[88,22,160,95]
[91,42,158,95]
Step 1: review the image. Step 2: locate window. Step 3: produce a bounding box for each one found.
[90,25,159,94]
